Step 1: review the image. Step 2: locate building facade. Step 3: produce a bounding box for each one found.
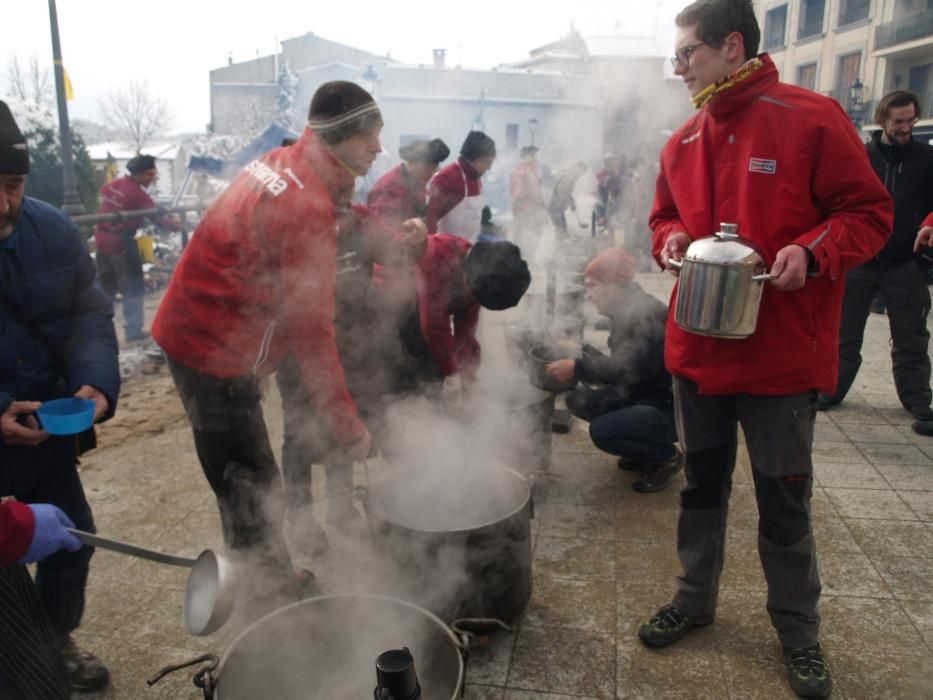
[757,0,933,138]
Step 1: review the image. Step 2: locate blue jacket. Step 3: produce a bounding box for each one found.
[0,197,120,443]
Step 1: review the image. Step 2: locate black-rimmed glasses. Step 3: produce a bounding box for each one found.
[670,42,707,69]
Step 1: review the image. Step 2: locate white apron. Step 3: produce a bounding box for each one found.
[437,162,484,243]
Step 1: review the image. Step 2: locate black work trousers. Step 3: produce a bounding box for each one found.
[832,259,931,410]
[671,377,821,648]
[166,357,298,608]
[0,438,95,642]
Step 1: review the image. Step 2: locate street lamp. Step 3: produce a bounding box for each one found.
[361,64,379,96]
[848,78,866,126]
[47,0,85,215]
[528,118,538,146]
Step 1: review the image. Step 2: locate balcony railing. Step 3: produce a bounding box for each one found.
[875,9,933,50]
[838,5,869,27]
[798,20,825,40]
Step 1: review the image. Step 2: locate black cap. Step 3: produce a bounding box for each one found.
[460,131,496,161]
[0,101,30,176]
[399,138,450,164]
[463,239,531,310]
[127,154,156,174]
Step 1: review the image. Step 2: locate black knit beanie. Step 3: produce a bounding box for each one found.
[460,131,496,161]
[307,81,383,144]
[463,239,531,310]
[0,101,30,176]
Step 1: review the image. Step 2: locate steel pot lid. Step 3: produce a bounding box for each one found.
[685,223,764,268]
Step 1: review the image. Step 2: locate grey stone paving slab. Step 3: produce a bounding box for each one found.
[818,551,892,598]
[825,487,917,520]
[821,596,928,657]
[838,422,906,444]
[846,518,933,558]
[509,625,616,698]
[533,536,615,582]
[900,600,933,650]
[813,461,888,489]
[874,462,933,491]
[524,576,615,634]
[860,443,932,467]
[616,639,729,700]
[718,646,798,700]
[832,649,933,700]
[811,441,871,465]
[899,490,933,521]
[873,556,933,601]
[465,628,515,687]
[538,502,619,541]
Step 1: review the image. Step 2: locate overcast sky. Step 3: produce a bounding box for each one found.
[7,0,688,134]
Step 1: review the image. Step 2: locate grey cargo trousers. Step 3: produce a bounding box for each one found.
[671,377,821,649]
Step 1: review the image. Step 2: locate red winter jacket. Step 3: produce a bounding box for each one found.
[426,158,482,234]
[94,175,171,255]
[0,501,33,565]
[376,234,480,378]
[509,160,545,213]
[152,129,365,446]
[368,164,427,229]
[650,55,892,396]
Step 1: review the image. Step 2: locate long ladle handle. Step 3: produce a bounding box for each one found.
[68,529,196,568]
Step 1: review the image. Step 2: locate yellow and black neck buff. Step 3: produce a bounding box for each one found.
[690,57,764,110]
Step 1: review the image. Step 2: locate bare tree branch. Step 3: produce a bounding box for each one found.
[4,55,53,108]
[100,79,173,151]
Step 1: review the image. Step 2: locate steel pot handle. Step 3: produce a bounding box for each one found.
[667,257,684,270]
[450,618,511,652]
[147,654,219,699]
[751,272,774,281]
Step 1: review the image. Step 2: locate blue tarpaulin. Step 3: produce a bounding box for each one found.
[185,123,299,178]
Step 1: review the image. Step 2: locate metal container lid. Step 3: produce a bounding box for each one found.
[685,223,764,268]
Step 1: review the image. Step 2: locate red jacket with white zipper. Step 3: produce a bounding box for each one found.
[152,129,365,446]
[650,55,892,395]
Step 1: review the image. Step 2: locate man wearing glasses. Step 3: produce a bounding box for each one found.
[821,91,933,438]
[640,1,891,698]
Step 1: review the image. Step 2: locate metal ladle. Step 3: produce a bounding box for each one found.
[68,529,236,636]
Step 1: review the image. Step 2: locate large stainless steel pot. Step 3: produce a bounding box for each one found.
[365,467,533,624]
[151,594,465,699]
[670,223,772,338]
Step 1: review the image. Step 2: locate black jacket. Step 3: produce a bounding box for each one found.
[574,282,672,408]
[866,132,933,267]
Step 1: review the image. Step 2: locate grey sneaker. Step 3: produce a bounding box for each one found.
[60,637,109,693]
[638,604,714,647]
[783,644,832,698]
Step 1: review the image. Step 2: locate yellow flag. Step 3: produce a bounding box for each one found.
[55,60,74,101]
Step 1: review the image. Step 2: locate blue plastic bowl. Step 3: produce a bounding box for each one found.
[37,398,95,435]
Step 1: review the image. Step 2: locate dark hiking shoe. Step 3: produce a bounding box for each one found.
[783,644,832,698]
[912,420,933,437]
[908,405,933,422]
[632,447,684,493]
[816,394,836,411]
[638,604,714,647]
[60,637,109,693]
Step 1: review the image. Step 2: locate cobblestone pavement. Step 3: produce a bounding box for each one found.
[68,272,933,698]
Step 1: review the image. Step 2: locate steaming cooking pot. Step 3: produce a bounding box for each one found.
[364,467,533,624]
[528,340,583,393]
[669,222,773,338]
[150,594,466,699]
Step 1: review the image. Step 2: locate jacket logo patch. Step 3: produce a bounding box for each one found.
[244,159,289,196]
[748,158,777,174]
[681,131,701,145]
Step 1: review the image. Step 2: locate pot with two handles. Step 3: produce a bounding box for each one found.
[669,222,773,338]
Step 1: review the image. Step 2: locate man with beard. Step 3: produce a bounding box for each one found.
[153,81,379,614]
[820,91,933,437]
[638,1,891,698]
[0,100,120,693]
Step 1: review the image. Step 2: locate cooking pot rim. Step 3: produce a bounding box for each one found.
[214,592,466,695]
[366,467,531,535]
